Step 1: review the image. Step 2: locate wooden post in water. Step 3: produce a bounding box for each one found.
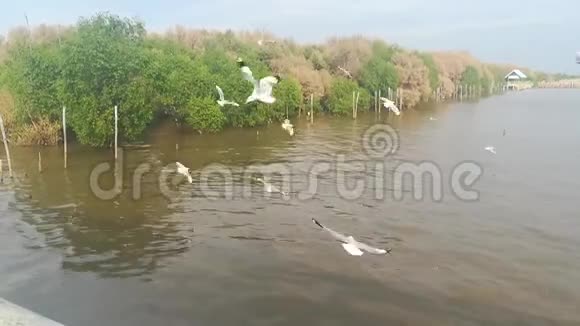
[352,91,356,119]
[378,89,382,115]
[62,106,67,169]
[400,89,404,112]
[0,114,12,178]
[355,91,360,119]
[310,94,314,124]
[38,152,42,173]
[1,159,3,182]
[114,105,118,160]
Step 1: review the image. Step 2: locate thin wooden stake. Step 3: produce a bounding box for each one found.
[355,91,360,119]
[114,105,118,160]
[310,94,314,124]
[378,89,382,115]
[63,106,67,169]
[0,114,12,178]
[38,152,42,173]
[400,89,404,112]
[352,91,356,119]
[0,159,3,182]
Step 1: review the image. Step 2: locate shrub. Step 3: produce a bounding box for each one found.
[59,13,154,146]
[14,117,61,146]
[185,97,225,132]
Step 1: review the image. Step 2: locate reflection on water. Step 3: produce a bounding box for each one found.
[1,90,580,325]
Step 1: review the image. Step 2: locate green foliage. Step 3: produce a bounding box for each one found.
[419,53,440,90]
[358,56,399,93]
[358,41,399,93]
[185,97,225,132]
[270,78,302,121]
[60,13,154,146]
[480,76,491,95]
[461,65,481,87]
[145,40,212,122]
[3,43,62,122]
[327,78,368,115]
[1,12,566,147]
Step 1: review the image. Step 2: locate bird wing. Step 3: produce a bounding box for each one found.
[312,218,350,243]
[176,162,186,171]
[390,105,401,115]
[355,240,388,255]
[341,243,364,256]
[241,66,257,85]
[258,76,278,96]
[380,97,394,106]
[215,85,225,101]
[338,66,352,78]
[224,100,240,107]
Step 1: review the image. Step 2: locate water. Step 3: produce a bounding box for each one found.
[1,89,580,325]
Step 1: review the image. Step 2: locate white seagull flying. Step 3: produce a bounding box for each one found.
[175,162,193,184]
[255,177,287,196]
[281,119,295,136]
[237,58,280,104]
[312,218,391,256]
[338,66,353,79]
[484,146,497,155]
[215,85,239,107]
[380,97,401,116]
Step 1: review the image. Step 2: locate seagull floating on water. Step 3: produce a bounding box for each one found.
[338,66,353,79]
[380,97,401,116]
[237,58,280,104]
[255,177,287,196]
[484,146,497,155]
[175,162,193,183]
[215,85,239,107]
[312,218,391,256]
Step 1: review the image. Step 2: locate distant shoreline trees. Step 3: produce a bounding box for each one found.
[0,13,569,146]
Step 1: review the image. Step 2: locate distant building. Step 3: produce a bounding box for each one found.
[504,69,527,81]
[504,69,528,90]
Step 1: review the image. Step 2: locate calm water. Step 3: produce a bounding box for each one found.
[1,89,580,325]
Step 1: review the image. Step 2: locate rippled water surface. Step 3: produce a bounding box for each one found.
[1,89,580,325]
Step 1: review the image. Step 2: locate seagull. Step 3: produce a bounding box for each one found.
[281,119,295,136]
[175,162,193,183]
[338,66,353,79]
[312,218,391,256]
[257,39,277,46]
[215,85,239,107]
[281,119,293,131]
[380,97,401,116]
[429,117,438,121]
[255,177,287,196]
[484,146,497,155]
[237,58,280,104]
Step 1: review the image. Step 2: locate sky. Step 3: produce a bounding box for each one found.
[1,0,579,73]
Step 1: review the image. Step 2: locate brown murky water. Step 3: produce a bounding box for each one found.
[1,89,580,325]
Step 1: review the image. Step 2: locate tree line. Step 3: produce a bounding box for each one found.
[0,13,564,146]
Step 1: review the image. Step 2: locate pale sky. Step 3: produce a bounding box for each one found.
[1,0,579,73]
